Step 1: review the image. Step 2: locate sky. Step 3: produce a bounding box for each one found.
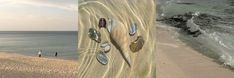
[0,0,78,31]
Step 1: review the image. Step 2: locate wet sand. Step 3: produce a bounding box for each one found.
[78,0,156,78]
[0,52,78,78]
[156,23,234,78]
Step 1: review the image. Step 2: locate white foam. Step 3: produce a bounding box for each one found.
[219,54,234,68]
[186,17,201,32]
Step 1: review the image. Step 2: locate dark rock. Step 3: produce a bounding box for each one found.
[176,2,196,5]
[193,13,222,30]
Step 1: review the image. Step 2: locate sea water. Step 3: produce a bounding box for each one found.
[0,31,78,60]
[157,0,234,67]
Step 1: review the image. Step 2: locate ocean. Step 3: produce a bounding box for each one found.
[157,0,234,68]
[0,31,78,60]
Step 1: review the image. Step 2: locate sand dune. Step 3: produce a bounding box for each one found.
[0,52,78,78]
[78,0,156,78]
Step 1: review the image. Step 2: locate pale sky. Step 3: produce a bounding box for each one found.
[0,0,78,31]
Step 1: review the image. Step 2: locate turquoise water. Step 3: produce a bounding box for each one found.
[0,31,78,60]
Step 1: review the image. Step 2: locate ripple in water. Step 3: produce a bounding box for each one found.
[78,0,156,78]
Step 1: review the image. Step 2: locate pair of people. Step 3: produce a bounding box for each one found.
[38,50,58,57]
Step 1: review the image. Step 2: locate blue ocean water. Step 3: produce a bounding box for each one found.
[0,31,78,60]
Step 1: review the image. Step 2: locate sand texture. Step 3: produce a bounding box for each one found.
[78,0,156,78]
[0,52,78,78]
[156,23,234,78]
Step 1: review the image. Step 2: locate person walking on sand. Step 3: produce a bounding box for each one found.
[38,49,42,57]
[55,52,58,57]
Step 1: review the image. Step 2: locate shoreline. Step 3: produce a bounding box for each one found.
[0,52,79,78]
[0,51,79,61]
[156,23,234,78]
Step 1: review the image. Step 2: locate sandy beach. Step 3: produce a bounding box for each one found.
[156,22,234,78]
[0,52,78,78]
[78,0,156,78]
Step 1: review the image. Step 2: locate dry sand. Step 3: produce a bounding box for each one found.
[78,0,156,78]
[156,23,234,78]
[0,52,78,78]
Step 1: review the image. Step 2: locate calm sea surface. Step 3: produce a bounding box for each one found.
[0,31,78,60]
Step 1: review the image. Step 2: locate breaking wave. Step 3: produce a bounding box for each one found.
[158,0,234,68]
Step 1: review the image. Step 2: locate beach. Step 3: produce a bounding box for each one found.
[78,0,156,78]
[156,22,234,78]
[0,52,78,78]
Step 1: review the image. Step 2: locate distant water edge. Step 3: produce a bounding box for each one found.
[0,31,78,60]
